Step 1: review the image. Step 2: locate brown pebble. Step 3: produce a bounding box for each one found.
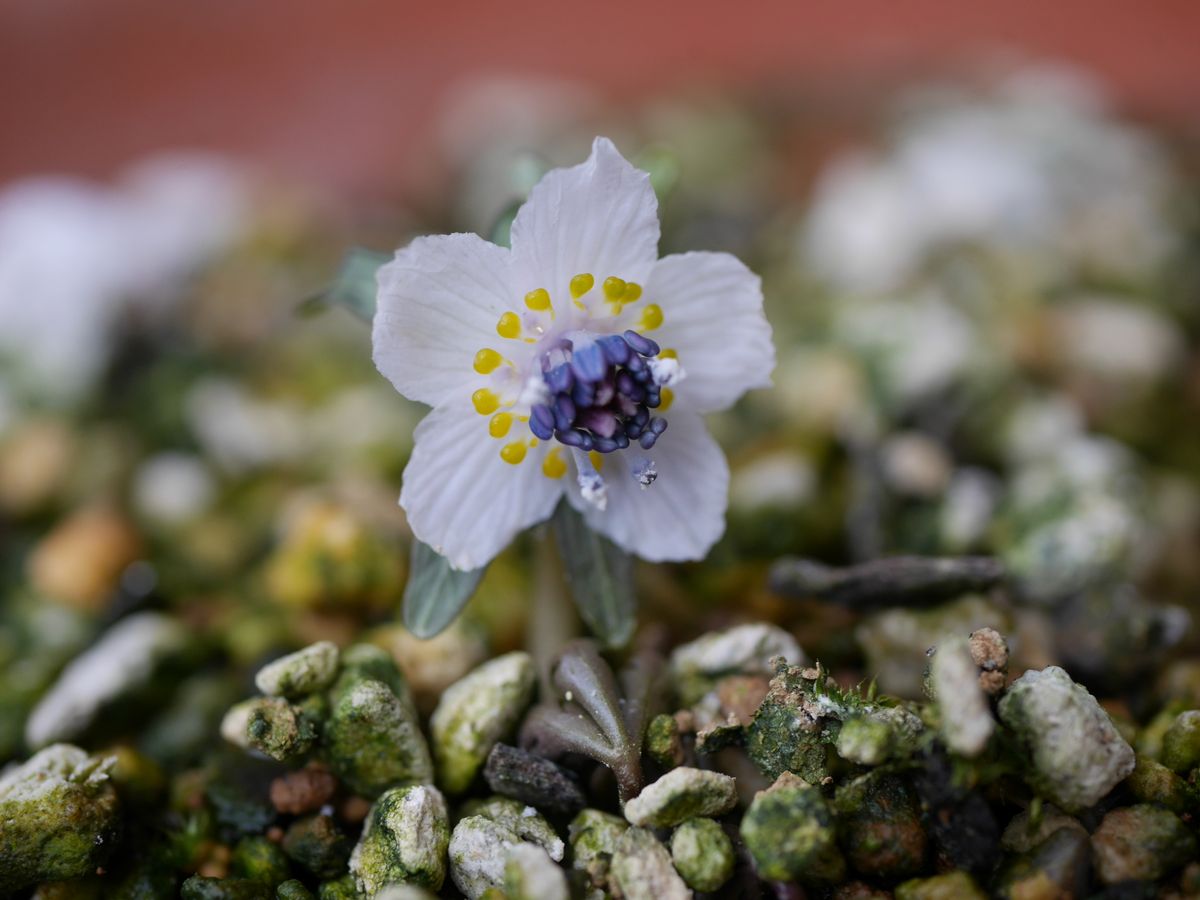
[267,826,285,843]
[270,763,337,815]
[339,795,372,824]
[716,674,770,726]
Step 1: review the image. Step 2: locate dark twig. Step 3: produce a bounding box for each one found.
[769,555,1007,609]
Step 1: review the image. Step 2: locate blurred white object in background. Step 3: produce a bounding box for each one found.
[0,154,247,404]
[802,65,1178,293]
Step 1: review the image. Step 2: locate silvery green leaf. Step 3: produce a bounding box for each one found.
[301,247,389,322]
[552,504,636,649]
[402,540,486,639]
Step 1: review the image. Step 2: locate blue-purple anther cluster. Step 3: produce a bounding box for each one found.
[529,330,669,453]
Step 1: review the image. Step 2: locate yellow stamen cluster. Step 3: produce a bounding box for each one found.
[570,273,594,299]
[500,441,527,465]
[660,387,675,411]
[524,288,552,312]
[638,303,663,331]
[472,388,501,415]
[489,412,512,438]
[601,275,643,310]
[496,312,521,339]
[500,436,540,465]
[542,447,567,479]
[588,450,604,472]
[473,348,503,374]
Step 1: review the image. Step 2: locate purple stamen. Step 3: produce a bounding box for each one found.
[570,341,607,383]
[598,334,631,365]
[638,430,660,450]
[556,428,593,451]
[592,436,619,453]
[645,388,661,409]
[623,330,660,357]
[614,433,630,450]
[546,363,573,394]
[579,408,619,438]
[649,417,668,436]
[572,381,596,408]
[530,404,555,440]
[553,395,576,431]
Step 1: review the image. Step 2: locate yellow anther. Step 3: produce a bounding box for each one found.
[659,348,677,360]
[603,276,627,302]
[474,348,503,374]
[497,311,521,339]
[542,448,567,479]
[488,412,513,438]
[570,273,595,299]
[500,441,527,465]
[472,389,501,415]
[660,387,675,411]
[621,282,642,304]
[639,303,663,331]
[528,437,539,448]
[588,450,604,472]
[525,288,552,311]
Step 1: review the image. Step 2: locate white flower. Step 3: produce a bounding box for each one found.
[373,138,774,570]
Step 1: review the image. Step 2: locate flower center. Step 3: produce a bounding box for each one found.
[526,330,672,453]
[468,272,683,504]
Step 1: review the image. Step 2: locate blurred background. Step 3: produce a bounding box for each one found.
[2,0,1200,762]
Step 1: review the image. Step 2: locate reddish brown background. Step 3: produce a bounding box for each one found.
[2,0,1198,197]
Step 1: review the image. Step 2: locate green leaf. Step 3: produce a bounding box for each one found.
[402,540,486,639]
[552,503,636,648]
[301,247,389,322]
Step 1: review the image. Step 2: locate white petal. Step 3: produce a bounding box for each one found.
[373,233,516,408]
[400,403,563,570]
[565,413,728,562]
[510,137,660,308]
[642,252,774,413]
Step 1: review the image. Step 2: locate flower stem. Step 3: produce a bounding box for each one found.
[527,528,579,697]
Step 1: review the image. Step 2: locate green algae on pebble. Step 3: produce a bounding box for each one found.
[740,772,845,884]
[463,795,564,859]
[316,875,358,900]
[745,662,833,783]
[645,713,684,769]
[349,784,449,895]
[325,677,433,797]
[835,715,894,766]
[997,666,1135,812]
[504,843,569,900]
[1160,709,1200,774]
[670,817,734,892]
[833,771,926,880]
[231,835,292,885]
[448,815,524,900]
[0,744,120,894]
[1124,754,1196,813]
[568,808,629,891]
[1091,804,1198,884]
[274,881,315,900]
[895,870,987,900]
[623,766,737,827]
[430,651,536,795]
[255,641,340,699]
[282,814,352,879]
[609,826,690,900]
[222,696,316,762]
